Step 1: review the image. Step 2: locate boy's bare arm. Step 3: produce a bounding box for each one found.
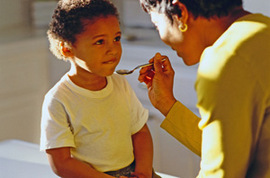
[131,124,154,178]
[46,147,114,178]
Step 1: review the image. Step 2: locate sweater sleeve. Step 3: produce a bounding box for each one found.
[160,101,202,156]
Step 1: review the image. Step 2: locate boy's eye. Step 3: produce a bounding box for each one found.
[114,36,121,42]
[95,39,104,45]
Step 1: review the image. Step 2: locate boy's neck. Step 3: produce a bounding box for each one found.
[68,65,107,91]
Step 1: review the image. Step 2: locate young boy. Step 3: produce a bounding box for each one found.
[40,0,157,177]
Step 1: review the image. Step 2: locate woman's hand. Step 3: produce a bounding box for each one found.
[138,53,177,116]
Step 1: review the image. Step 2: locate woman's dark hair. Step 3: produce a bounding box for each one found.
[140,0,243,22]
[48,0,119,60]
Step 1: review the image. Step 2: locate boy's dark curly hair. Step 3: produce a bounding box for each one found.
[140,0,242,24]
[48,0,119,60]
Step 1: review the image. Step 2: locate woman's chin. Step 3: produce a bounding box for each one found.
[184,59,199,66]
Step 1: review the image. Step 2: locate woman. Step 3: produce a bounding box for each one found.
[138,0,270,177]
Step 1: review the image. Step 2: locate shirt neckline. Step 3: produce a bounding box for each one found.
[63,74,113,98]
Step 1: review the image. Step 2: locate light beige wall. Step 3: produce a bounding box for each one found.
[0,0,50,144]
[244,0,270,17]
[0,37,49,144]
[0,0,32,32]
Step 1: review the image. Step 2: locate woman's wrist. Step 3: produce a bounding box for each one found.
[157,98,177,116]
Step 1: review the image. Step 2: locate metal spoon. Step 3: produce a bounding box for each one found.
[116,59,166,75]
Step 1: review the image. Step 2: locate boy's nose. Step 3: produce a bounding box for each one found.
[107,44,119,55]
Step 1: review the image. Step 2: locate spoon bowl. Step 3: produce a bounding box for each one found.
[116,69,133,75]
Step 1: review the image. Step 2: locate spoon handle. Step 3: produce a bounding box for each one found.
[134,58,166,70]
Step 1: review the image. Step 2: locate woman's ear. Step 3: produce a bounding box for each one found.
[60,41,74,58]
[172,0,189,24]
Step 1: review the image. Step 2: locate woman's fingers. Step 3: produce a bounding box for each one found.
[138,53,168,83]
[138,65,152,83]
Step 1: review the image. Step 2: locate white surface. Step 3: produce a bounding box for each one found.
[0,140,47,165]
[0,139,178,178]
[0,140,56,178]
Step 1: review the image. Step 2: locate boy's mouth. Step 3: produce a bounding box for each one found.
[103,58,117,64]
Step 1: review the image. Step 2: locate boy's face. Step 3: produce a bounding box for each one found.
[71,15,122,77]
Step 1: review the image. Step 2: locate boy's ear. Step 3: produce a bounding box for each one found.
[60,42,74,58]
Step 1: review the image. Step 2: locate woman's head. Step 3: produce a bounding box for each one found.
[139,0,244,65]
[48,0,119,60]
[140,0,243,23]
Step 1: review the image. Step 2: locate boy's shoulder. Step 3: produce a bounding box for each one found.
[45,74,70,100]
